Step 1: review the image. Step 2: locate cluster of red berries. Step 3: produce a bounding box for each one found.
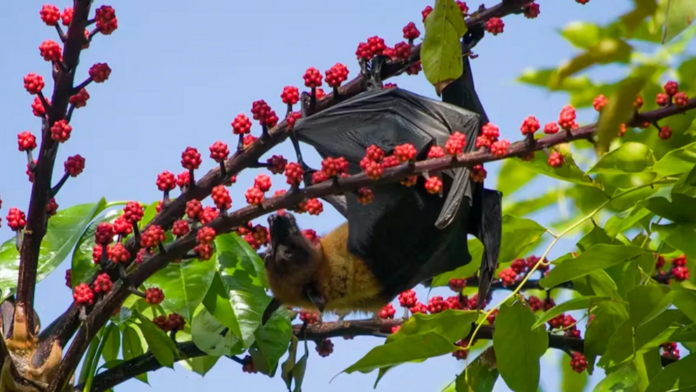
[241,355,257,374]
[656,254,690,282]
[141,224,166,248]
[657,81,689,108]
[397,289,467,316]
[325,63,350,88]
[145,287,165,305]
[356,36,387,60]
[475,122,511,158]
[93,273,113,294]
[65,154,86,177]
[660,342,680,360]
[50,120,72,143]
[153,313,185,332]
[299,309,321,324]
[569,352,588,373]
[95,5,118,35]
[5,207,27,231]
[452,339,470,360]
[250,100,279,128]
[486,17,504,35]
[181,147,202,171]
[377,303,396,319]
[315,339,334,357]
[73,283,95,306]
[211,184,232,210]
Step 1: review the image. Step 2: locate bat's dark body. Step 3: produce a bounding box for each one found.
[262,29,501,322]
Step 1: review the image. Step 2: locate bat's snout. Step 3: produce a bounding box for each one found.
[268,213,298,243]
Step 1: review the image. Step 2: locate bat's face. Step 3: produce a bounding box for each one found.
[266,213,318,272]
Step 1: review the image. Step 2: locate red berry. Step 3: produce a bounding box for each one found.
[108,242,130,264]
[306,198,323,215]
[141,225,166,248]
[548,151,564,167]
[511,258,527,274]
[325,63,349,88]
[60,6,73,25]
[524,2,540,18]
[209,141,229,163]
[245,186,265,206]
[558,105,577,130]
[383,83,398,89]
[145,287,165,305]
[544,122,559,134]
[456,1,469,14]
[425,176,442,194]
[199,206,219,225]
[316,339,334,357]
[403,22,421,41]
[196,226,217,245]
[63,155,85,177]
[570,352,587,373]
[285,162,304,186]
[499,268,517,286]
[315,88,326,100]
[181,147,202,170]
[634,94,644,109]
[487,309,499,324]
[281,86,300,105]
[453,339,470,360]
[381,155,400,169]
[398,290,417,308]
[312,170,330,184]
[73,283,94,305]
[406,61,422,75]
[476,135,493,149]
[211,185,232,210]
[422,6,433,22]
[254,174,272,192]
[23,73,45,94]
[299,309,320,324]
[470,164,487,183]
[664,81,679,96]
[50,119,72,143]
[112,215,131,236]
[95,222,115,245]
[286,111,302,129]
[656,93,670,106]
[445,296,465,310]
[482,123,500,139]
[32,96,49,117]
[172,220,190,237]
[445,132,466,155]
[69,88,90,108]
[6,208,27,231]
[490,139,510,157]
[427,296,446,313]
[393,41,412,61]
[303,67,323,88]
[410,302,428,314]
[123,201,144,223]
[232,114,252,135]
[364,160,383,180]
[366,145,385,162]
[428,146,445,159]
[618,123,627,137]
[194,243,215,260]
[357,188,374,205]
[95,5,118,35]
[401,175,418,187]
[485,17,504,35]
[17,131,37,151]
[448,278,466,292]
[156,171,176,191]
[659,126,672,140]
[520,116,540,135]
[39,39,62,62]
[528,296,543,312]
[672,255,687,267]
[45,198,58,217]
[366,36,386,56]
[672,266,689,281]
[40,4,61,25]
[593,95,608,111]
[394,143,418,162]
[93,273,113,294]
[267,155,288,174]
[378,303,396,319]
[656,255,666,270]
[674,92,689,107]
[89,63,111,83]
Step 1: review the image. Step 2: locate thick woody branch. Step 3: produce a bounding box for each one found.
[15,0,93,334]
[52,96,696,391]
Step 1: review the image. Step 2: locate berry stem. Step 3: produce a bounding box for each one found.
[127,287,146,298]
[86,18,96,26]
[66,104,76,122]
[25,150,35,168]
[188,168,196,191]
[236,134,244,151]
[310,86,317,110]
[157,243,167,255]
[332,86,340,103]
[54,24,67,43]
[73,77,93,94]
[218,162,227,180]
[50,172,70,198]
[37,91,52,117]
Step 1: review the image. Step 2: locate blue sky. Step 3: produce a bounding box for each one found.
[1,0,636,391]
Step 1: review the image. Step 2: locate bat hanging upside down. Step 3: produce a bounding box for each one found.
[261,28,502,324]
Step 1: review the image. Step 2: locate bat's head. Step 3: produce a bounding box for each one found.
[266,212,321,274]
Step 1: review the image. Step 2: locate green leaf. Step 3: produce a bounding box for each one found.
[421,0,468,94]
[593,361,641,392]
[180,356,220,376]
[654,223,696,260]
[499,215,547,264]
[391,310,478,343]
[493,300,548,392]
[597,319,634,368]
[144,257,216,321]
[560,22,602,49]
[673,289,696,324]
[431,238,483,286]
[202,272,241,338]
[191,306,244,357]
[597,73,650,154]
[588,142,656,174]
[503,190,559,217]
[585,302,630,370]
[641,193,696,223]
[652,141,696,177]
[136,313,179,368]
[0,200,106,290]
[122,324,148,384]
[71,209,122,288]
[343,332,456,374]
[497,155,539,196]
[101,323,121,363]
[621,0,659,35]
[645,353,696,392]
[589,270,622,299]
[518,68,594,92]
[541,245,651,289]
[628,285,671,326]
[532,296,611,329]
[660,0,696,43]
[456,348,499,392]
[550,39,633,90]
[605,206,653,238]
[514,145,602,188]
[634,309,682,352]
[252,310,292,373]
[577,226,615,253]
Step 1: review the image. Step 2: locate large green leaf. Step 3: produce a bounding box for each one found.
[588,142,656,174]
[493,300,548,392]
[654,223,696,260]
[101,323,121,363]
[597,72,650,154]
[191,305,244,357]
[421,0,468,94]
[585,302,630,371]
[550,39,633,91]
[658,0,696,43]
[456,348,499,392]
[673,289,696,324]
[343,332,456,375]
[144,257,216,321]
[180,356,220,377]
[605,206,653,238]
[593,362,641,392]
[641,193,696,223]
[252,311,293,373]
[560,21,602,49]
[499,215,547,265]
[620,0,659,35]
[202,271,241,338]
[390,310,478,343]
[541,245,651,288]
[652,141,696,177]
[122,323,148,384]
[0,199,107,290]
[628,285,672,327]
[645,353,696,392]
[136,312,179,368]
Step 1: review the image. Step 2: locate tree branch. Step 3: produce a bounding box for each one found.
[15,0,93,335]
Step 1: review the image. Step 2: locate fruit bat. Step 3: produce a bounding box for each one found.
[261,28,501,323]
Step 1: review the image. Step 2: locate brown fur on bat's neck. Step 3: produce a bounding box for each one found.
[262,213,387,323]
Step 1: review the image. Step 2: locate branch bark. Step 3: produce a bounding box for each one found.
[16,0,93,336]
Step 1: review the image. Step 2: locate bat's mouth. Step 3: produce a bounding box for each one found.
[267,213,299,245]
